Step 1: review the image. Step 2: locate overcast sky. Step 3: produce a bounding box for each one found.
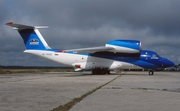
[1,0,180,66]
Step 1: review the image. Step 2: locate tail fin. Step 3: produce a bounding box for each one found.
[6,22,51,50]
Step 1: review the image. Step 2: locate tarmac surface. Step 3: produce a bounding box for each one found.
[0,71,180,111]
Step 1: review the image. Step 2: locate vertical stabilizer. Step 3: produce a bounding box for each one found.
[6,22,51,50]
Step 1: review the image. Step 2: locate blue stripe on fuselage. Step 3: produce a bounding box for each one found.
[89,53,160,69]
[50,49,161,69]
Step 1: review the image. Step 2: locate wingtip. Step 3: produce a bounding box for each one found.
[6,22,13,25]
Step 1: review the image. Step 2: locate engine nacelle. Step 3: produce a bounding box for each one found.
[106,40,142,53]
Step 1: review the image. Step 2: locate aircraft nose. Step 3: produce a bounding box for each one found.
[162,58,174,68]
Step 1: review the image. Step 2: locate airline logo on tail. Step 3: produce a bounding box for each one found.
[30,39,39,45]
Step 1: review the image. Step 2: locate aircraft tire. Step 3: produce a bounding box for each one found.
[106,70,110,74]
[92,69,97,74]
[149,70,154,75]
[92,69,110,75]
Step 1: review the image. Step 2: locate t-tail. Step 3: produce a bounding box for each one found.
[6,22,51,50]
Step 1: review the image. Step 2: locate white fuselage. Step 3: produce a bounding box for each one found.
[24,50,143,70]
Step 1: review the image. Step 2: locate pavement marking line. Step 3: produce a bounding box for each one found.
[51,74,122,111]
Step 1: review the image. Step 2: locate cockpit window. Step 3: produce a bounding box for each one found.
[152,54,156,57]
[151,54,159,59]
[152,54,159,57]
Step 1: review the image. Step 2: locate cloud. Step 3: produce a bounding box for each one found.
[1,0,180,66]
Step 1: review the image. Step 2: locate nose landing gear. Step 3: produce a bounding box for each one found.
[148,70,154,75]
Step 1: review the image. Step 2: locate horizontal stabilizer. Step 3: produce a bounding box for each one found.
[6,22,48,30]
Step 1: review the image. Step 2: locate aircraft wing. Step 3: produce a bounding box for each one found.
[63,46,114,53]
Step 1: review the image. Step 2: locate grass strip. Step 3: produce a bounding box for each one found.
[51,74,121,111]
[0,69,74,74]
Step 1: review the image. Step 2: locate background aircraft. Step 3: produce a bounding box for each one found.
[6,22,174,75]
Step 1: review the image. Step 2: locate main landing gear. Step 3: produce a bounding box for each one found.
[148,70,154,75]
[92,69,110,75]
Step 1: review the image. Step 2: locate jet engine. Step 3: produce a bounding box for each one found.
[106,40,142,53]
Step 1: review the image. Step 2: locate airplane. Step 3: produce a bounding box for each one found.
[6,22,174,75]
